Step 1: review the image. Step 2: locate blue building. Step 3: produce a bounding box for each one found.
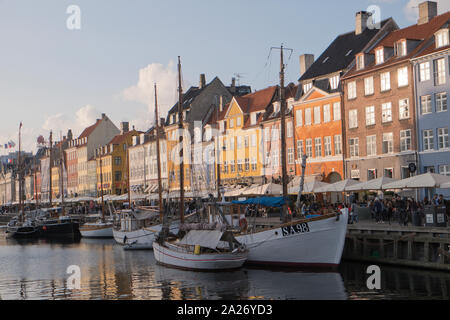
[412,26,450,198]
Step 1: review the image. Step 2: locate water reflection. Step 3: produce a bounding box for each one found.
[0,233,448,300]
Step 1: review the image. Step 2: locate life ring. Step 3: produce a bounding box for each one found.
[239,218,248,232]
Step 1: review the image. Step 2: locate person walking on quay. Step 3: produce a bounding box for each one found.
[351,199,358,224]
[432,194,439,206]
[385,199,393,225]
[373,197,382,223]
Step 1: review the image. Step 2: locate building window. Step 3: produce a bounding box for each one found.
[423,129,434,151]
[399,98,410,119]
[382,102,392,123]
[400,129,411,152]
[265,128,270,142]
[421,95,432,114]
[297,140,304,158]
[236,117,241,127]
[419,62,431,82]
[229,138,234,150]
[396,40,407,57]
[245,158,250,171]
[366,106,375,126]
[333,102,341,121]
[348,81,356,100]
[401,166,412,179]
[251,157,257,171]
[384,168,393,178]
[324,136,332,156]
[380,72,391,91]
[397,66,408,87]
[303,82,312,93]
[305,108,312,125]
[323,104,331,123]
[438,127,449,149]
[439,165,450,176]
[349,109,358,129]
[287,148,294,164]
[287,122,293,138]
[237,136,242,149]
[314,138,322,158]
[356,54,364,70]
[375,48,384,65]
[314,106,321,124]
[305,139,312,158]
[251,134,257,147]
[237,159,243,172]
[296,109,303,127]
[330,75,340,90]
[434,58,446,85]
[435,29,450,48]
[271,126,279,141]
[229,119,234,128]
[271,150,279,168]
[334,135,342,155]
[364,77,374,95]
[436,92,447,112]
[115,171,122,182]
[366,135,377,156]
[349,138,359,157]
[382,132,394,154]
[368,169,377,180]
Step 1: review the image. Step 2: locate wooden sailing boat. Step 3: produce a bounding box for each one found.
[79,149,114,238]
[6,122,41,238]
[152,57,248,270]
[228,45,348,268]
[38,133,80,238]
[113,82,187,248]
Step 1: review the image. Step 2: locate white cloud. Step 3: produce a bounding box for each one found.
[404,0,450,22]
[0,104,102,156]
[122,61,189,130]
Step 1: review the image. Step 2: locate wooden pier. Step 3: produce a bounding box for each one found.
[344,221,450,271]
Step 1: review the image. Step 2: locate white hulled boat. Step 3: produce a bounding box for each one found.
[153,229,248,270]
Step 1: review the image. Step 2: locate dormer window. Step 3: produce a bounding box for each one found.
[273,102,280,113]
[396,40,407,57]
[329,75,340,90]
[435,29,449,48]
[356,54,364,70]
[250,112,257,125]
[303,82,312,93]
[375,47,384,64]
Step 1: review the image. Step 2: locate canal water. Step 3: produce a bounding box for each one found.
[0,233,448,300]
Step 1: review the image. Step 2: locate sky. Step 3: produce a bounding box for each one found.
[0,0,449,155]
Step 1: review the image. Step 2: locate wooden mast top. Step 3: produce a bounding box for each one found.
[154,83,164,221]
[177,56,184,224]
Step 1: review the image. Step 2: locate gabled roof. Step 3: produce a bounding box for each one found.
[300,18,392,81]
[78,119,101,139]
[108,130,142,145]
[344,12,450,79]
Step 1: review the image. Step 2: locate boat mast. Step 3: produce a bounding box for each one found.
[154,83,164,221]
[49,131,52,206]
[215,97,221,201]
[177,56,184,224]
[34,156,39,208]
[59,133,65,215]
[18,122,23,222]
[126,140,131,209]
[99,151,105,221]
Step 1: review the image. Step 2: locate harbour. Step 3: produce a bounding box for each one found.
[0,231,449,300]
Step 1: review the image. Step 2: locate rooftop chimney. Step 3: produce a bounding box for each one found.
[230,78,236,94]
[199,74,206,89]
[299,54,314,77]
[355,11,372,35]
[418,1,437,25]
[101,113,106,119]
[219,96,224,113]
[120,122,129,134]
[67,129,73,141]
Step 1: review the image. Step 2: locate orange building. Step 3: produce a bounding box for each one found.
[293,87,344,184]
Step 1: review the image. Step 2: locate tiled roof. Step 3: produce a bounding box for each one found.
[78,119,101,139]
[300,19,392,81]
[108,130,142,145]
[343,12,450,79]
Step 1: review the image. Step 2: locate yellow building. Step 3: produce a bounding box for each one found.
[216,86,277,186]
[96,128,141,196]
